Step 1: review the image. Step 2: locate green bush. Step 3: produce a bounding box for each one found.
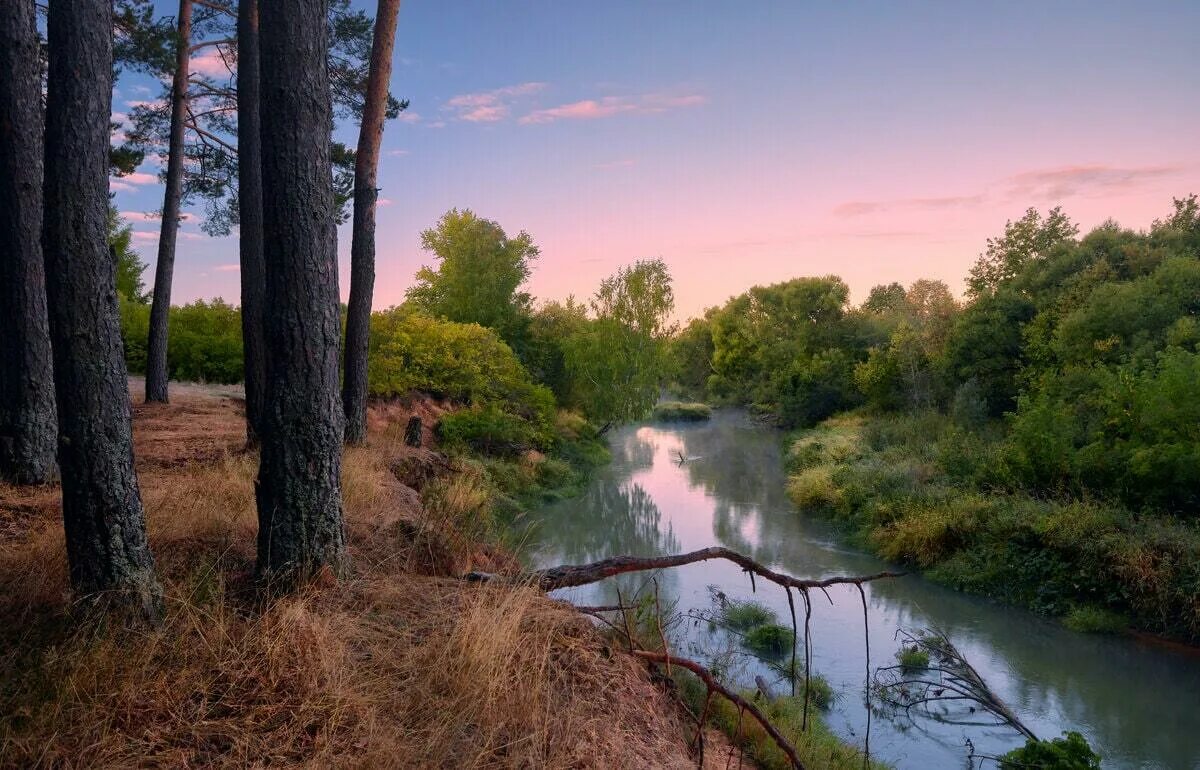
[1000,731,1101,769]
[119,298,242,384]
[437,405,543,455]
[896,645,930,670]
[743,624,795,657]
[1062,606,1127,635]
[717,599,775,631]
[651,401,712,422]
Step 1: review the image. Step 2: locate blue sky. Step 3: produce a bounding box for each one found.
[111,0,1200,318]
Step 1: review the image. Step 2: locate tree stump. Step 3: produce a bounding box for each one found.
[404,416,422,448]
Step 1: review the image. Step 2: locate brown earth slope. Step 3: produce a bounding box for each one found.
[0,381,732,768]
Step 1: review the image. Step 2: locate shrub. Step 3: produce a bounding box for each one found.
[787,465,842,511]
[1062,606,1127,635]
[717,599,775,631]
[437,405,543,455]
[896,645,930,670]
[1000,731,1101,770]
[742,624,795,657]
[119,298,242,383]
[651,401,712,422]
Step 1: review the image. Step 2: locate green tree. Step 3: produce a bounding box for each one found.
[406,209,539,351]
[563,259,674,427]
[967,206,1078,297]
[108,206,148,303]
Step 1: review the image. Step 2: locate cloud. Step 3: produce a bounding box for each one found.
[519,91,707,125]
[833,194,985,217]
[131,231,159,241]
[120,211,160,221]
[1004,164,1181,200]
[385,149,409,157]
[377,197,393,207]
[594,159,637,170]
[109,179,135,192]
[117,172,160,186]
[443,82,547,122]
[396,111,421,124]
[214,264,240,272]
[190,47,233,77]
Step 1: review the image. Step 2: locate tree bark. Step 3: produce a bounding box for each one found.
[237,0,266,445]
[145,0,194,404]
[0,0,58,485]
[256,0,348,584]
[43,0,162,622]
[342,0,401,445]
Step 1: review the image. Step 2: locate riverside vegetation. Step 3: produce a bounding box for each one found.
[669,197,1200,644]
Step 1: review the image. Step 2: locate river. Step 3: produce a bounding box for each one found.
[525,410,1200,769]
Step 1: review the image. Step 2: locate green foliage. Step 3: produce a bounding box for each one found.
[1062,606,1127,635]
[1000,732,1101,770]
[109,206,148,303]
[742,624,795,657]
[717,598,775,631]
[785,410,1200,642]
[895,645,930,670]
[406,209,539,352]
[651,402,711,422]
[967,206,1079,297]
[119,298,241,383]
[562,259,675,425]
[437,405,546,455]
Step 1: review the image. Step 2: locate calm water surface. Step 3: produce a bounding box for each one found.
[525,411,1200,769]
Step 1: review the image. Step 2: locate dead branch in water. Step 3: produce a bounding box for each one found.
[634,650,806,770]
[466,546,905,592]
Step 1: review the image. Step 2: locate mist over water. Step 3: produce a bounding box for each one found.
[527,410,1200,770]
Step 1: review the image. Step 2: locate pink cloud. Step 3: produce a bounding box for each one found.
[190,47,233,78]
[118,172,160,186]
[131,231,159,241]
[444,82,547,122]
[109,179,135,192]
[214,264,240,272]
[519,92,707,125]
[377,197,394,207]
[1005,164,1181,199]
[833,194,985,217]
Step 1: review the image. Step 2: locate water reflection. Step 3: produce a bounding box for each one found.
[528,411,1200,769]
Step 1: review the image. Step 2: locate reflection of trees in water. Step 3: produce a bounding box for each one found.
[610,429,656,471]
[537,481,681,566]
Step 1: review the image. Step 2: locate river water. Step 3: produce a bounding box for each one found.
[525,411,1200,769]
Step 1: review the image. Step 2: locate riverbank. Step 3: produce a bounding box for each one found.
[0,383,730,768]
[786,410,1200,644]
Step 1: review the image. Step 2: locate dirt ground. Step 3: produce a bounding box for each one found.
[0,379,739,769]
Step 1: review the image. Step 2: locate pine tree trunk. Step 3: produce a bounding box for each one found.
[0,0,58,485]
[342,0,401,445]
[43,0,162,622]
[256,0,348,584]
[145,0,193,404]
[237,0,267,445]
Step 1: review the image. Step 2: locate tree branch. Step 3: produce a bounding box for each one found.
[466,546,904,592]
[633,650,806,770]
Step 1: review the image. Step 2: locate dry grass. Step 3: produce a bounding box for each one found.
[0,385,722,769]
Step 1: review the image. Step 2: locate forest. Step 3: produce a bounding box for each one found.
[1,1,1195,769]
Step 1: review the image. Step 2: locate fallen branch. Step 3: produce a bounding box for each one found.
[634,650,805,770]
[466,546,904,592]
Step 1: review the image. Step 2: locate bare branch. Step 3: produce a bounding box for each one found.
[634,650,806,770]
[468,546,904,592]
[188,38,236,54]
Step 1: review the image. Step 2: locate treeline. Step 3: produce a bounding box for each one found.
[671,197,1200,515]
[117,207,677,458]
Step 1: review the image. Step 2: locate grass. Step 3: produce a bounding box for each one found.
[895,645,930,670]
[652,401,713,422]
[1063,606,1128,635]
[717,597,776,631]
[677,672,890,770]
[0,390,708,768]
[743,624,796,657]
[784,409,1200,643]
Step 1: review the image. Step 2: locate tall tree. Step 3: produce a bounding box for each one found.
[144,0,194,403]
[0,0,58,485]
[256,0,348,583]
[237,0,266,444]
[342,0,401,445]
[43,0,162,620]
